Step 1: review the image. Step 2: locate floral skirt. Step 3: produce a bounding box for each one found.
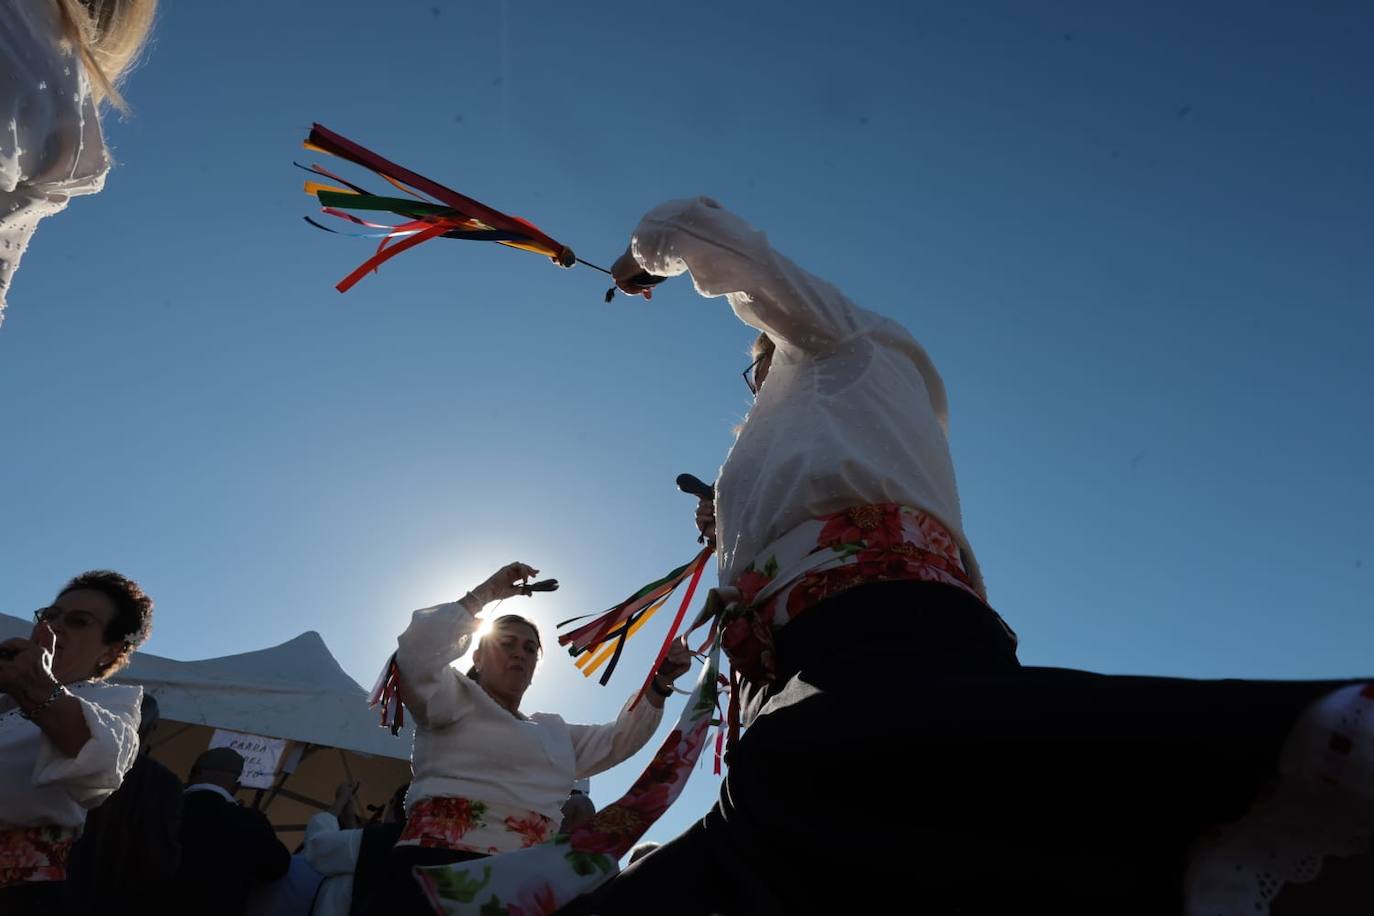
[0,825,76,889]
[398,796,553,856]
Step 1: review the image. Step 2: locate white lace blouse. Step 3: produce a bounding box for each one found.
[0,0,110,327]
[396,601,663,828]
[0,680,143,829]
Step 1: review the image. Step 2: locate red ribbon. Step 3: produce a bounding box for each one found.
[308,124,569,259]
[631,546,711,711]
[335,222,452,293]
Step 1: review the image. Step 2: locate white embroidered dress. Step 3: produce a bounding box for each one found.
[0,0,111,327]
[395,600,662,854]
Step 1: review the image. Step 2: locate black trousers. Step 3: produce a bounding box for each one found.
[356,843,486,916]
[563,581,1367,915]
[0,880,67,916]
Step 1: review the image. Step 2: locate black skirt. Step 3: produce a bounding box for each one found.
[562,580,1369,915]
[356,843,487,916]
[0,880,67,916]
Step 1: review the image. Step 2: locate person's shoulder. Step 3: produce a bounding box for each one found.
[639,196,734,229]
[72,679,142,701]
[142,756,184,791]
[180,788,232,825]
[216,797,279,838]
[240,802,278,830]
[223,797,269,819]
[72,680,143,716]
[0,0,108,193]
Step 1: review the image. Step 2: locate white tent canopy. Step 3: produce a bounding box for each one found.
[0,613,412,841]
[1,612,408,758]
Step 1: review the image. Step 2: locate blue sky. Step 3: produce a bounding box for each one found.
[2,0,1371,847]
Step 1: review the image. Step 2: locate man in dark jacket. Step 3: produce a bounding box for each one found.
[66,694,183,916]
[176,746,290,916]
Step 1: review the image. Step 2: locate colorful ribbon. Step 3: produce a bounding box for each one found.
[367,653,406,735]
[557,546,712,693]
[299,123,577,292]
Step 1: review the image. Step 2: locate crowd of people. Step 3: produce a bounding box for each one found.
[3,1,1373,914]
[0,565,677,916]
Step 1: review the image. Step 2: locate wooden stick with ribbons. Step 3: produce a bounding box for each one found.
[297,123,664,299]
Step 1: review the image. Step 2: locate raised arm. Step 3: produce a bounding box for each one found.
[394,598,482,729]
[612,196,951,430]
[613,197,872,357]
[394,561,543,728]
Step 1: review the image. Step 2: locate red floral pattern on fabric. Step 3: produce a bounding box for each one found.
[570,722,709,858]
[816,504,907,551]
[732,567,775,606]
[784,563,868,618]
[0,826,76,888]
[508,877,561,916]
[724,504,988,686]
[399,796,489,850]
[400,796,555,855]
[721,599,778,684]
[503,813,554,849]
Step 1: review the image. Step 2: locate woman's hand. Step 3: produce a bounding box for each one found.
[469,562,542,606]
[0,624,59,706]
[611,246,661,299]
[646,636,693,709]
[656,636,693,685]
[330,781,361,827]
[695,494,717,545]
[1,623,91,756]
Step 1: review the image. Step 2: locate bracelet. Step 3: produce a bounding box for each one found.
[650,675,673,698]
[20,682,68,720]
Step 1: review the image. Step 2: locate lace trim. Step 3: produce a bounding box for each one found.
[1186,683,1374,914]
[1185,780,1372,915]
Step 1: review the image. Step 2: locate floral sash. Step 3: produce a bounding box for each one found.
[0,825,76,888]
[721,503,1008,685]
[400,797,555,856]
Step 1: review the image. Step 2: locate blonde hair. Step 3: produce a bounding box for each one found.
[54,0,157,113]
[733,331,776,436]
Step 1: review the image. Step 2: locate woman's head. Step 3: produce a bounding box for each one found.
[38,569,153,683]
[468,614,541,702]
[746,332,775,395]
[54,0,158,111]
[734,332,777,436]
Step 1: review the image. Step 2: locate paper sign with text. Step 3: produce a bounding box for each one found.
[207,729,287,789]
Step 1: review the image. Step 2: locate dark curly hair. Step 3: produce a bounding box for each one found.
[57,570,153,678]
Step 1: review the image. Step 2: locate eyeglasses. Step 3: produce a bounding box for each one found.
[742,353,767,395]
[33,606,103,631]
